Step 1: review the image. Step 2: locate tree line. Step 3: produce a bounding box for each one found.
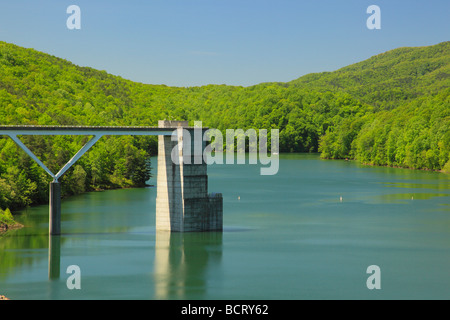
[0,40,448,211]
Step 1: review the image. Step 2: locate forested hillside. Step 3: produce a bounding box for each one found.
[0,40,449,211]
[289,43,450,109]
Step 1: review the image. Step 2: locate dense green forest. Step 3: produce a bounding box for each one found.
[0,40,449,211]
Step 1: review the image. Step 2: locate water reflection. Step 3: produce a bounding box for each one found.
[154,232,222,299]
[382,181,450,190]
[2,154,449,299]
[375,192,449,203]
[48,235,61,280]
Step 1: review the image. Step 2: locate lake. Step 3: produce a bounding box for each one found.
[1,154,449,300]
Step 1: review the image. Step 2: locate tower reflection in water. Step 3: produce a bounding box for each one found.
[154,231,223,299]
[47,232,223,298]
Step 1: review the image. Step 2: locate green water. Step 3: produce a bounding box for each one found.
[1,154,449,300]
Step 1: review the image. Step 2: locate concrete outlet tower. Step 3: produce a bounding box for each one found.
[156,121,223,232]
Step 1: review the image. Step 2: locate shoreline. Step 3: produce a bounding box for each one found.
[0,185,154,235]
[3,184,154,226]
[1,206,25,235]
[359,161,449,174]
[320,156,449,174]
[0,222,24,234]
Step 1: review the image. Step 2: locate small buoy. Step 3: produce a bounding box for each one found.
[238,196,240,200]
[340,196,343,202]
[411,196,414,200]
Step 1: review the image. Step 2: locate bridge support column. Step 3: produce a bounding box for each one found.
[156,121,223,232]
[49,181,61,236]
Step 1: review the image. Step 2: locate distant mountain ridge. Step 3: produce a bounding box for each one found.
[288,41,449,109]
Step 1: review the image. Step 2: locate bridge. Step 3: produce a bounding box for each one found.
[0,121,223,235]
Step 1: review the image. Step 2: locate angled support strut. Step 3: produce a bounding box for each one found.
[8,134,56,180]
[8,134,103,235]
[54,135,103,181]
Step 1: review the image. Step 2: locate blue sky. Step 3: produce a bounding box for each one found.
[0,0,449,87]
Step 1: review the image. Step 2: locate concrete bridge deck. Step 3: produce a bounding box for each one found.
[0,125,186,136]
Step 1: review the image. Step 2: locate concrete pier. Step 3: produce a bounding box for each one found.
[156,121,223,232]
[49,181,61,235]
